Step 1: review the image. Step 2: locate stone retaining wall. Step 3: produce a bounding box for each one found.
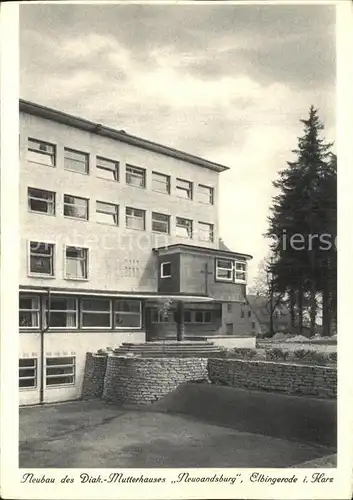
[81,353,108,399]
[208,358,336,398]
[102,355,208,405]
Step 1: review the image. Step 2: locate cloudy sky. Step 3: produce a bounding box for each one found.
[20,2,336,284]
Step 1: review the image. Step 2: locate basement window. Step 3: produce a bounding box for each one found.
[19,358,37,388]
[46,356,75,386]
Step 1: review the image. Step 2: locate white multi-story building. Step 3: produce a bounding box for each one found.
[19,99,254,405]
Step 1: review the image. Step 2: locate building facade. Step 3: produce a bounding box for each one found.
[19,100,254,405]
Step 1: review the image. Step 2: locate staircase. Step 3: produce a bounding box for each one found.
[113,340,222,358]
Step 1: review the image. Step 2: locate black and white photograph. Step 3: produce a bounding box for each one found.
[0,1,352,499]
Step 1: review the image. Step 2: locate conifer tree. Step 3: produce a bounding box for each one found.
[266,106,336,336]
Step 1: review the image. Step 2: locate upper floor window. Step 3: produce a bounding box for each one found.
[215,258,233,282]
[44,297,78,329]
[96,156,119,181]
[114,300,142,329]
[198,184,214,204]
[19,295,40,328]
[235,261,247,282]
[198,222,214,242]
[152,212,170,234]
[64,148,89,175]
[126,207,145,231]
[64,194,89,220]
[152,171,170,194]
[29,241,54,276]
[176,178,193,200]
[126,164,146,188]
[96,201,119,226]
[81,298,112,328]
[65,246,88,280]
[215,259,247,283]
[160,261,172,278]
[176,217,193,239]
[27,138,56,167]
[28,187,55,215]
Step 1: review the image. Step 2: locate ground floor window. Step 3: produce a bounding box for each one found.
[114,300,142,328]
[151,308,170,323]
[81,298,112,328]
[19,358,37,388]
[19,295,40,328]
[45,297,78,328]
[46,356,75,386]
[194,310,212,323]
[173,310,212,324]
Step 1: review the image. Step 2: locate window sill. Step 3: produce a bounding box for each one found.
[97,176,120,183]
[45,383,76,389]
[125,183,146,190]
[64,168,89,176]
[96,221,119,227]
[125,226,146,232]
[19,386,38,391]
[27,160,56,168]
[63,215,89,222]
[28,274,55,279]
[152,189,171,195]
[176,195,193,201]
[152,230,170,236]
[64,277,89,281]
[28,210,56,217]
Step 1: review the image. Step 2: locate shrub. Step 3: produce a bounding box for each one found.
[310,352,330,366]
[292,349,314,361]
[292,349,333,366]
[328,351,337,363]
[265,348,289,361]
[229,348,257,360]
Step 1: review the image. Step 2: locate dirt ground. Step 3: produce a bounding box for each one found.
[19,399,335,468]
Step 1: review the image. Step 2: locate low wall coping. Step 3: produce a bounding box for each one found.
[210,357,336,370]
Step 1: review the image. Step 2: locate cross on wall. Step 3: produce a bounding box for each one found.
[200,262,213,295]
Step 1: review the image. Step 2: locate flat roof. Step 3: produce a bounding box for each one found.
[19,99,230,173]
[153,243,253,260]
[19,286,214,302]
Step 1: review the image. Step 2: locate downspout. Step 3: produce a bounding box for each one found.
[39,287,51,404]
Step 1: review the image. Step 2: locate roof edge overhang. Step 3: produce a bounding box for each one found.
[19,99,230,173]
[19,286,213,303]
[153,243,253,260]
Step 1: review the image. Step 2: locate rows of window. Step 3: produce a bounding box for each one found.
[19,295,142,329]
[151,308,213,324]
[27,138,215,204]
[29,242,88,279]
[28,239,247,283]
[19,356,75,388]
[27,188,214,242]
[160,258,247,283]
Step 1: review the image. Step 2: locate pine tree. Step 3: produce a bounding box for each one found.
[266,106,336,337]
